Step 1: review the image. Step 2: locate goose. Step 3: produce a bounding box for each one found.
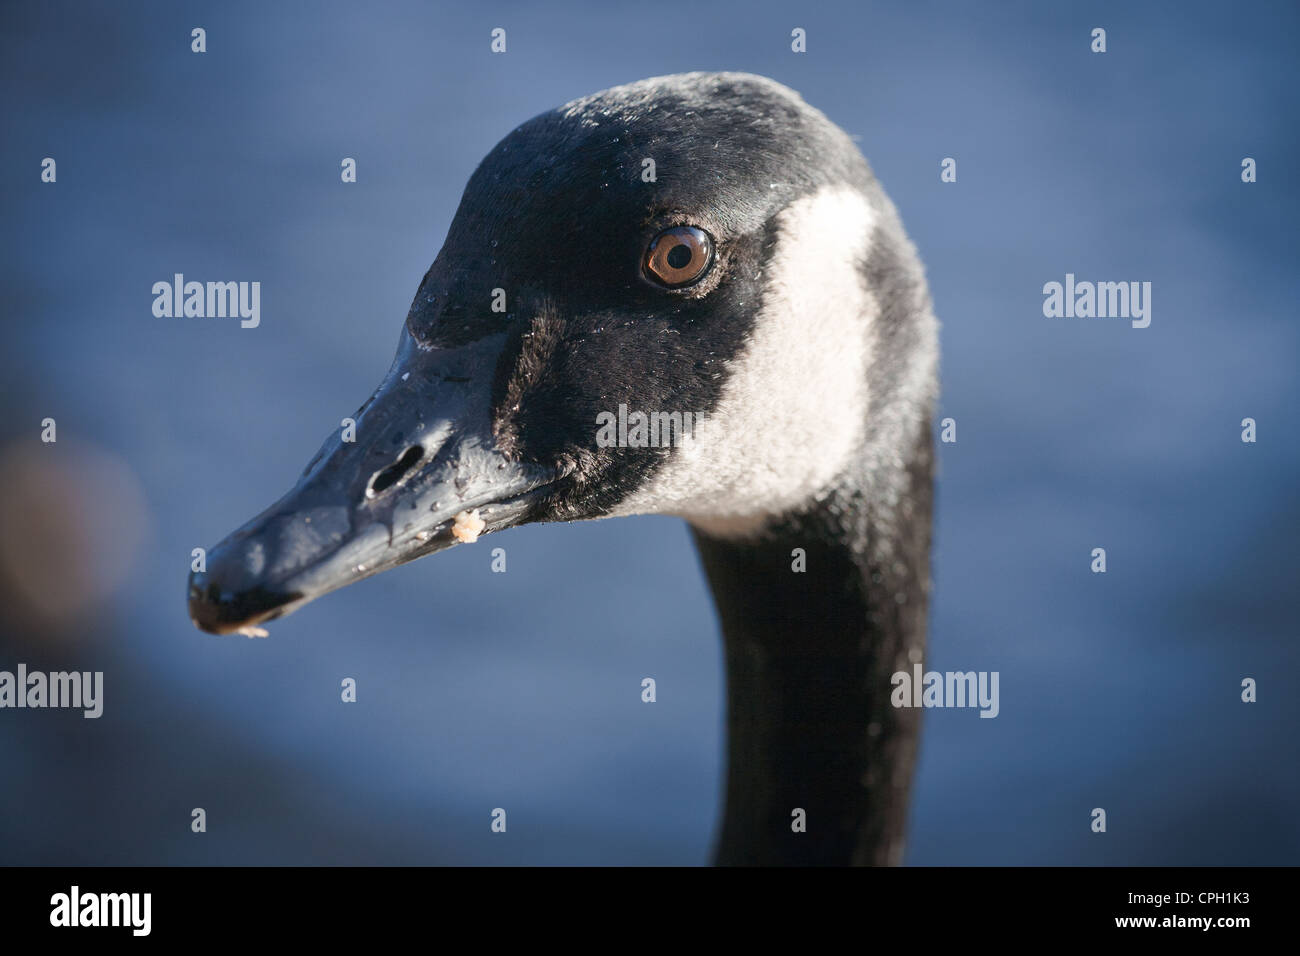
[187,72,939,866]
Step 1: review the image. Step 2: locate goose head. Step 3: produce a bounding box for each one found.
[187,70,936,661]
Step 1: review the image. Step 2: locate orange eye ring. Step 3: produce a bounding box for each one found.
[644,226,714,288]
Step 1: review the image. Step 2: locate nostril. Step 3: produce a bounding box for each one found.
[368,445,424,497]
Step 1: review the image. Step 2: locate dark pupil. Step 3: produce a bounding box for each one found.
[666,243,692,269]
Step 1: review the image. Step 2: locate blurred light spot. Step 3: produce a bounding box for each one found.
[0,440,149,636]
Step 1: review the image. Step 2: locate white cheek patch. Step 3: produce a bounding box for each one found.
[610,185,877,536]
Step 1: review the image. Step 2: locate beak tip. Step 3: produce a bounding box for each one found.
[187,568,300,636]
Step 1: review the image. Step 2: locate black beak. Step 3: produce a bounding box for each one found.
[187,330,551,635]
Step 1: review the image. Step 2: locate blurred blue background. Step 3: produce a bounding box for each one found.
[1,0,1296,865]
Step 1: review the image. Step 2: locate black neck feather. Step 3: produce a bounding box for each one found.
[692,420,934,866]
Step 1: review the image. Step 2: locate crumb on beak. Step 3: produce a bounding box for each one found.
[451,508,486,543]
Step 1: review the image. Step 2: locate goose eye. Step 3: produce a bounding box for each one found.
[644,226,714,288]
